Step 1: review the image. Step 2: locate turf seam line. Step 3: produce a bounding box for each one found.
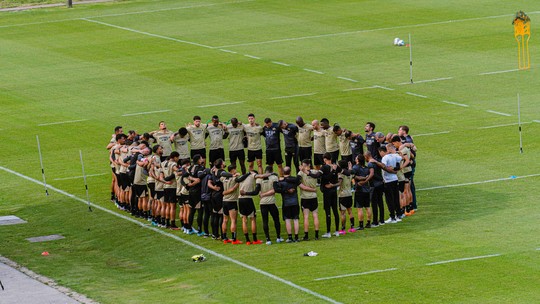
[314,268,398,281]
[486,110,512,117]
[121,109,171,116]
[416,173,540,191]
[425,254,501,266]
[0,165,342,304]
[196,101,245,108]
[270,93,317,100]
[37,119,89,126]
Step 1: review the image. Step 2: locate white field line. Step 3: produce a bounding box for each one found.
[405,92,428,98]
[122,109,171,117]
[270,93,317,100]
[196,101,244,108]
[440,100,469,107]
[342,86,377,91]
[271,61,290,67]
[314,268,398,281]
[213,12,540,48]
[0,165,342,304]
[413,131,450,137]
[533,120,540,123]
[53,173,107,181]
[426,254,501,266]
[399,77,453,85]
[0,0,255,29]
[477,122,532,129]
[37,119,89,126]
[82,18,214,49]
[303,68,325,74]
[373,85,394,91]
[486,110,512,117]
[479,69,520,76]
[219,49,237,54]
[417,173,540,191]
[244,54,261,60]
[337,77,358,83]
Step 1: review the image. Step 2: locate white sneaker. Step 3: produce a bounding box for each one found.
[266,240,272,245]
[396,217,402,222]
[333,231,340,237]
[321,233,331,238]
[276,238,284,243]
[384,218,394,224]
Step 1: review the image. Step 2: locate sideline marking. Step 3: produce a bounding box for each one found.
[38,119,89,126]
[303,68,325,74]
[441,100,469,107]
[196,101,244,108]
[0,165,342,304]
[219,49,237,54]
[373,85,395,91]
[342,86,377,91]
[486,110,511,117]
[478,122,532,129]
[413,131,450,137]
[272,61,291,67]
[426,254,501,266]
[479,69,520,76]
[53,173,107,181]
[270,93,317,100]
[244,54,261,60]
[399,77,453,85]
[82,18,214,49]
[314,268,398,281]
[122,109,170,117]
[406,92,428,98]
[417,173,540,191]
[337,76,358,83]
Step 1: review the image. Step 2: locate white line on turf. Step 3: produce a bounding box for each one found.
[270,93,317,100]
[219,49,237,54]
[81,18,214,49]
[244,54,261,60]
[303,68,325,74]
[314,268,398,281]
[477,122,532,129]
[534,120,540,123]
[426,254,501,266]
[122,109,171,116]
[37,119,89,126]
[337,77,358,83]
[272,61,290,67]
[486,110,512,117]
[413,131,450,137]
[479,69,520,76]
[399,77,453,85]
[196,101,245,108]
[213,12,540,48]
[342,86,377,91]
[405,92,428,98]
[440,100,469,107]
[53,173,107,181]
[0,165,342,304]
[373,85,395,91]
[416,173,540,191]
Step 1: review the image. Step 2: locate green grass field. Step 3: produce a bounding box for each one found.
[1,1,540,303]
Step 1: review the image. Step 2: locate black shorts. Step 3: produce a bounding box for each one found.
[330,151,339,164]
[282,204,300,220]
[147,182,156,198]
[223,201,238,216]
[398,181,406,192]
[298,147,312,163]
[212,195,223,214]
[209,148,225,165]
[301,198,318,212]
[119,173,131,190]
[155,190,165,201]
[133,184,147,198]
[238,198,256,217]
[229,149,246,164]
[341,154,353,165]
[247,149,263,162]
[164,188,177,203]
[189,191,201,208]
[404,171,413,180]
[191,148,206,159]
[178,194,190,205]
[354,192,370,208]
[313,153,324,166]
[266,149,283,165]
[339,196,353,210]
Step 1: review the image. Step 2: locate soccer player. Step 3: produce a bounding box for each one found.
[278,120,300,174]
[199,167,213,237]
[351,155,373,230]
[176,159,191,232]
[221,164,241,244]
[255,166,282,244]
[161,151,180,229]
[208,158,226,239]
[273,167,301,243]
[151,121,174,161]
[320,153,340,238]
[244,113,264,174]
[296,117,313,164]
[237,170,262,245]
[185,154,205,234]
[170,127,190,162]
[365,151,385,227]
[187,115,208,161]
[337,160,355,234]
[132,142,151,220]
[109,133,126,209]
[262,118,284,176]
[398,125,418,212]
[298,159,320,241]
[364,122,379,161]
[207,115,229,165]
[374,145,402,223]
[321,118,339,163]
[117,135,132,211]
[311,120,326,170]
[227,117,246,174]
[347,130,365,163]
[334,125,353,165]
[149,145,166,227]
[107,126,123,202]
[391,135,413,216]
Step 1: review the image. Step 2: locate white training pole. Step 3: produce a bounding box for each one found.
[79,150,93,211]
[409,33,413,84]
[518,93,523,154]
[36,135,49,196]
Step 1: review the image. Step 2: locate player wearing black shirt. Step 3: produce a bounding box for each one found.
[262,118,284,176]
[278,120,300,174]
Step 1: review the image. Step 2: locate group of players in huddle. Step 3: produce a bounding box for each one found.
[107,114,418,245]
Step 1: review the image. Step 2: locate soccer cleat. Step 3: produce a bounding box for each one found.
[348,228,357,233]
[191,228,200,233]
[371,223,379,228]
[246,241,252,245]
[266,240,272,245]
[232,240,243,245]
[251,240,263,245]
[187,229,197,235]
[321,233,331,238]
[285,238,293,243]
[384,218,394,224]
[396,217,402,222]
[356,226,365,231]
[169,225,180,231]
[338,230,346,235]
[223,238,232,244]
[197,231,205,237]
[333,231,340,237]
[379,221,385,226]
[276,238,285,243]
[303,236,309,241]
[365,223,371,229]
